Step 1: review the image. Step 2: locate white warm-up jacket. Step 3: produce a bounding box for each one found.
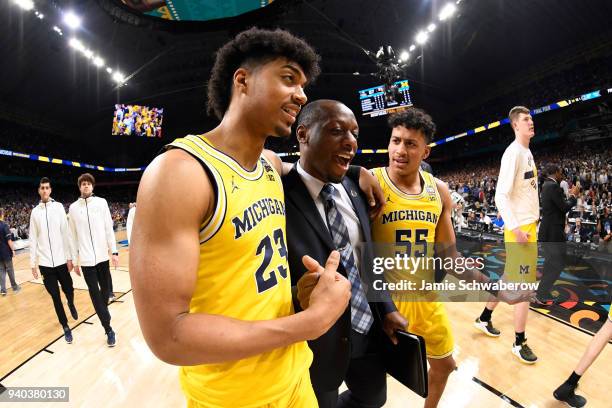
[68,195,117,267]
[126,206,136,244]
[29,199,71,268]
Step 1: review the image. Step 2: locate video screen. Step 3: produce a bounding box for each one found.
[112,104,163,138]
[359,79,413,117]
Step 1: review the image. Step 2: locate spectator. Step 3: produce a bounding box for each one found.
[492,213,505,229]
[480,211,492,232]
[569,219,591,243]
[0,208,21,296]
[596,207,612,253]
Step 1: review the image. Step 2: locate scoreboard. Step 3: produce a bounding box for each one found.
[359,79,413,117]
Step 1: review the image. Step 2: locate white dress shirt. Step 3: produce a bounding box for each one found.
[296,161,364,271]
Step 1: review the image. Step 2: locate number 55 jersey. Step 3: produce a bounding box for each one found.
[371,166,454,359]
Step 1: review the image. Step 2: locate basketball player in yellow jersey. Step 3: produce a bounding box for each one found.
[130,28,351,408]
[371,108,456,408]
[474,106,539,364]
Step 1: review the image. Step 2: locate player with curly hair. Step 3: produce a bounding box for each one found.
[130,27,351,407]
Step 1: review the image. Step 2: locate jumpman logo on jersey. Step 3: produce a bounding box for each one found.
[231,176,240,193]
[386,195,393,203]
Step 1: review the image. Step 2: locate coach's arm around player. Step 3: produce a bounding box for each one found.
[129,148,351,366]
[267,151,386,220]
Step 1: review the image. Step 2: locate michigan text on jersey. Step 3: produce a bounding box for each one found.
[382,209,439,225]
[232,198,286,239]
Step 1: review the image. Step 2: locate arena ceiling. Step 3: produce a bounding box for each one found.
[1,0,611,152]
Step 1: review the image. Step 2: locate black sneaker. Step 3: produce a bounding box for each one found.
[63,327,73,344]
[106,330,116,347]
[512,341,538,364]
[553,382,587,407]
[474,318,501,337]
[0,291,6,297]
[68,303,78,320]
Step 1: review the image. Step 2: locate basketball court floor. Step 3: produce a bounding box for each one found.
[1,231,610,407]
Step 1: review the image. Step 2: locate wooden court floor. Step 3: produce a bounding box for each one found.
[1,231,610,407]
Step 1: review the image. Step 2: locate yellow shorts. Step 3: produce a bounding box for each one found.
[503,223,538,283]
[396,301,454,359]
[186,371,317,408]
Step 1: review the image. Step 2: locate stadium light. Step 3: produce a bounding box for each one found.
[409,44,416,52]
[83,48,94,59]
[63,11,81,30]
[112,72,126,84]
[37,13,44,19]
[415,31,429,45]
[399,50,409,62]
[13,0,34,11]
[93,56,105,67]
[106,67,113,74]
[68,37,85,52]
[427,23,436,32]
[439,3,457,21]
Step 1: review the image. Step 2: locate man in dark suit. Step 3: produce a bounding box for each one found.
[538,164,579,302]
[283,100,407,408]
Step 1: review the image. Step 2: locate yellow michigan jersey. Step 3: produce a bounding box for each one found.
[371,167,454,358]
[166,135,313,407]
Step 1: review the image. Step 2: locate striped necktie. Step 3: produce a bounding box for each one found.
[320,183,374,334]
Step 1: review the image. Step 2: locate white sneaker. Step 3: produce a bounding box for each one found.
[474,318,501,337]
[512,342,538,364]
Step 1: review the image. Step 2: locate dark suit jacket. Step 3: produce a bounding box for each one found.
[283,166,396,392]
[540,178,576,242]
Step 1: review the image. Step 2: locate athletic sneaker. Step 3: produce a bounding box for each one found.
[13,286,21,294]
[512,341,537,364]
[106,330,117,347]
[68,303,78,320]
[553,382,586,407]
[474,318,501,337]
[63,327,73,344]
[0,291,6,296]
[108,294,116,303]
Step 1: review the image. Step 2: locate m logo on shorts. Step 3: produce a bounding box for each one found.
[519,265,530,274]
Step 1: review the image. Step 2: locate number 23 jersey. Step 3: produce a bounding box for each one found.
[166,135,312,408]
